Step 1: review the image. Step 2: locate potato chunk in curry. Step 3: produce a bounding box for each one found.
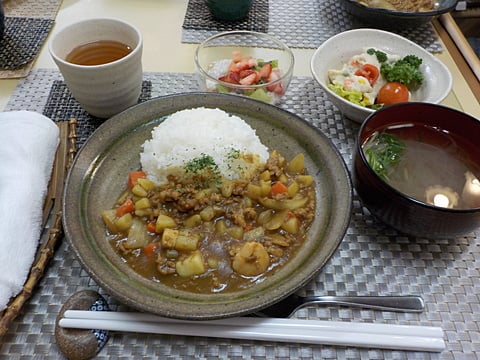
[102,150,316,294]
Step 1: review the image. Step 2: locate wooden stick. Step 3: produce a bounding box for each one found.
[66,118,77,169]
[440,13,480,82]
[0,118,77,336]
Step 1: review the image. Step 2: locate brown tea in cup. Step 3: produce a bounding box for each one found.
[66,40,133,66]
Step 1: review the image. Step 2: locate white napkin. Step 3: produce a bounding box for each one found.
[0,111,59,311]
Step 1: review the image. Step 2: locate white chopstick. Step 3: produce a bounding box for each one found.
[60,310,445,352]
[64,310,442,337]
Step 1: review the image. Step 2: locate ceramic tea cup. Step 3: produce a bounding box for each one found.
[48,18,143,119]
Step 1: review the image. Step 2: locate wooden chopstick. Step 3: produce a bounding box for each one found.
[41,121,66,227]
[0,118,77,336]
[440,13,480,82]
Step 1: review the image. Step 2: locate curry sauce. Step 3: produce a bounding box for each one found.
[102,150,316,294]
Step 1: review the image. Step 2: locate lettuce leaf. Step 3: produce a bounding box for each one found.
[328,83,370,107]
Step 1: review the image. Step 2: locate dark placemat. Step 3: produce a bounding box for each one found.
[43,80,153,148]
[183,0,269,32]
[182,0,444,52]
[2,69,479,359]
[0,17,54,70]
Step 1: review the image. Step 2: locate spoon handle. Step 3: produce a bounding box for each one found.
[302,295,425,313]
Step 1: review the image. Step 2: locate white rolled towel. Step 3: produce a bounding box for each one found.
[0,111,59,311]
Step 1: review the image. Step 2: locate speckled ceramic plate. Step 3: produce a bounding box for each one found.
[62,92,352,320]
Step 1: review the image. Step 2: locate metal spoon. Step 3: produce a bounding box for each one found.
[256,294,425,318]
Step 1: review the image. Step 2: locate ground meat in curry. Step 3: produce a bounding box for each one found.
[102,150,316,294]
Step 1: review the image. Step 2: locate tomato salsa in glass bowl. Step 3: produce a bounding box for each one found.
[195,31,294,105]
[310,28,452,123]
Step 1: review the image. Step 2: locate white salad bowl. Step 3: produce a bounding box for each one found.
[310,28,452,123]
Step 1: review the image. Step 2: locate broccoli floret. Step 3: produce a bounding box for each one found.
[365,49,424,89]
[367,48,388,63]
[381,55,424,90]
[402,55,423,68]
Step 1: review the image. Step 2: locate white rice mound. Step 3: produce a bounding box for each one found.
[140,107,269,184]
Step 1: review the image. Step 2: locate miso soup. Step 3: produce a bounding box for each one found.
[362,122,480,209]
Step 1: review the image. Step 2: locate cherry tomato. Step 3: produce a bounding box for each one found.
[376,82,410,105]
[354,64,379,85]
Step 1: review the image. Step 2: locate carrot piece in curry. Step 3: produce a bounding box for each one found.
[146,221,157,233]
[116,198,134,217]
[128,171,147,188]
[143,242,158,256]
[271,181,288,195]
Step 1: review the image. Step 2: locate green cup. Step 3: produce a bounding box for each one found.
[206,0,254,21]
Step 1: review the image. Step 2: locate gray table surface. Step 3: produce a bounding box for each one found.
[0,69,478,359]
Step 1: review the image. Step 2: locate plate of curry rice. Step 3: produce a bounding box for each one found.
[62,92,352,319]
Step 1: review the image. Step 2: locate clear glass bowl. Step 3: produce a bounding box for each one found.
[194,31,294,105]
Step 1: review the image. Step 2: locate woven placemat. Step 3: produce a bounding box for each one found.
[183,0,269,32]
[43,80,153,148]
[0,17,54,71]
[0,0,62,78]
[1,69,479,359]
[182,0,444,52]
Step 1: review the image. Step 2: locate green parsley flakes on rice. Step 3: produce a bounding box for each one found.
[140,107,269,184]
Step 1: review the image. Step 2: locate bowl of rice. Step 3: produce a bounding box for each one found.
[194,31,294,105]
[62,92,352,319]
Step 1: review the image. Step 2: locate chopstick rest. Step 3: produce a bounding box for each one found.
[55,290,110,360]
[0,111,59,311]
